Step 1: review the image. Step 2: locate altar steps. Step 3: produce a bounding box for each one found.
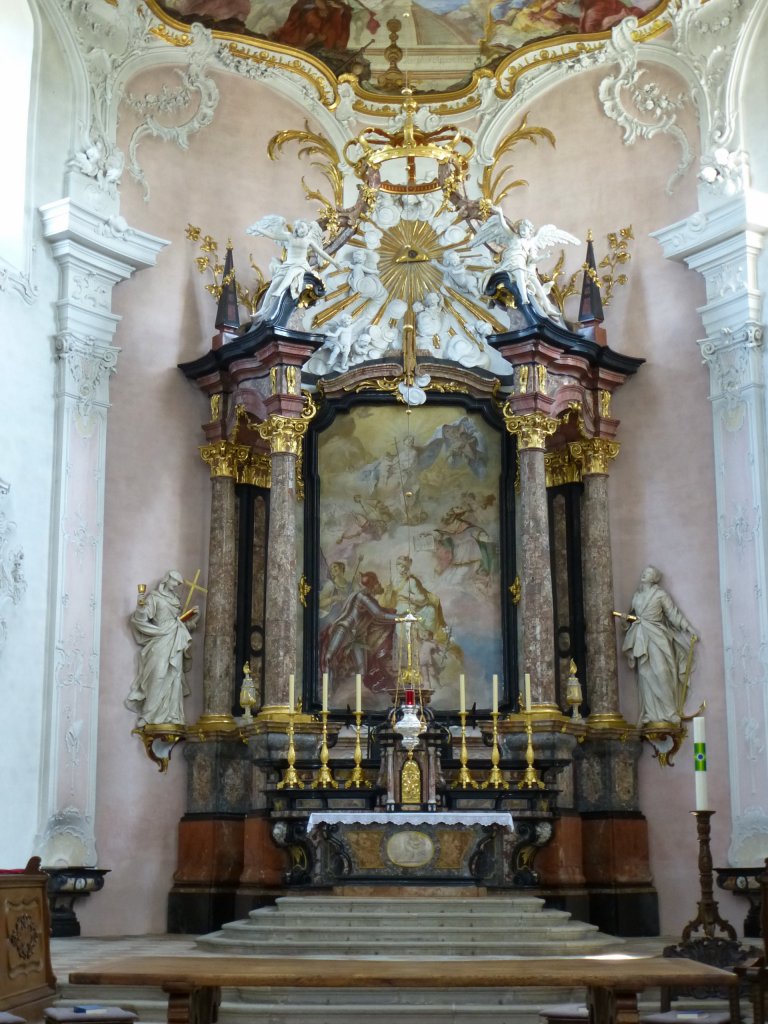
[196,895,618,957]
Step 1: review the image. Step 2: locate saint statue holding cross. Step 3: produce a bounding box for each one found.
[125,569,206,726]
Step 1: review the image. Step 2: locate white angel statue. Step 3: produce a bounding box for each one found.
[246,215,337,321]
[475,206,580,321]
[343,248,387,302]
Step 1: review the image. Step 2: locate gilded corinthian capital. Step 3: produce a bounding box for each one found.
[256,415,310,455]
[503,409,558,449]
[199,439,250,478]
[569,437,621,475]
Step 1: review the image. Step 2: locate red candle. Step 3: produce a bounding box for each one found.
[405,688,415,706]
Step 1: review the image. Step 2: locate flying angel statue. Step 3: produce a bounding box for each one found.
[474,206,580,321]
[246,215,337,321]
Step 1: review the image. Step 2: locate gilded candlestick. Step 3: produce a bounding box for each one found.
[453,710,479,789]
[518,709,544,790]
[483,710,508,789]
[277,704,303,790]
[312,710,338,789]
[346,710,368,788]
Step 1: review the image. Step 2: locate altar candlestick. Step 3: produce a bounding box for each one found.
[288,673,295,711]
[322,672,328,714]
[693,716,709,810]
[524,672,532,713]
[492,674,498,715]
[355,673,362,714]
[459,674,466,714]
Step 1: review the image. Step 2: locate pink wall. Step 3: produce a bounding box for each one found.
[86,62,740,935]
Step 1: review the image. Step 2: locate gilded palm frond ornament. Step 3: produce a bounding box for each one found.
[480,116,557,208]
[268,122,344,230]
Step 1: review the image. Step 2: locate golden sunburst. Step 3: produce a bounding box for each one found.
[378,221,447,305]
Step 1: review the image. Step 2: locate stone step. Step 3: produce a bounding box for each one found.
[197,894,619,958]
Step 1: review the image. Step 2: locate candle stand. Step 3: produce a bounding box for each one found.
[663,811,751,1017]
[682,811,737,943]
[346,711,369,789]
[312,710,338,789]
[277,707,303,790]
[452,710,479,789]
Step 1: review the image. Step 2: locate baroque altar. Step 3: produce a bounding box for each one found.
[167,85,658,938]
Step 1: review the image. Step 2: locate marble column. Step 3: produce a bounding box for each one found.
[570,438,622,719]
[505,412,559,706]
[257,416,310,709]
[35,198,167,868]
[197,440,248,727]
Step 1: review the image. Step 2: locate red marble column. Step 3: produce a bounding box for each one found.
[570,439,622,720]
[506,413,559,706]
[198,441,248,726]
[257,416,309,708]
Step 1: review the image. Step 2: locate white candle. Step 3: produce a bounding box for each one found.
[492,674,498,715]
[288,673,295,711]
[322,672,329,714]
[459,673,466,714]
[693,716,709,810]
[524,672,532,713]
[355,673,362,714]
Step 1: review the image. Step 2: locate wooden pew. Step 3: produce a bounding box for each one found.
[0,858,56,1019]
[70,954,738,1024]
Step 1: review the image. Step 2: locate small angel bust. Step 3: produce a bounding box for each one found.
[246,215,337,322]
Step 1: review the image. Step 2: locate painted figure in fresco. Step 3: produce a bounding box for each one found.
[322,571,399,692]
[272,0,352,50]
[384,555,449,640]
[621,566,697,727]
[318,559,355,626]
[337,495,395,544]
[125,571,199,726]
[246,216,337,321]
[436,503,497,577]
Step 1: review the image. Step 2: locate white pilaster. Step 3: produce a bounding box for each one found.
[37,197,167,866]
[653,190,768,865]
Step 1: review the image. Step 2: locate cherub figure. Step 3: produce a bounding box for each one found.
[343,248,387,302]
[475,206,579,320]
[324,313,356,371]
[246,215,337,321]
[414,291,448,350]
[438,250,481,297]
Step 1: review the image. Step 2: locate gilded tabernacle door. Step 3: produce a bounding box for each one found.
[303,395,517,716]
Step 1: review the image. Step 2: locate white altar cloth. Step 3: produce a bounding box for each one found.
[307,811,514,830]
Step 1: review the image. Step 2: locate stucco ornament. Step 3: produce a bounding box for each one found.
[0,501,27,659]
[621,566,697,727]
[125,570,199,726]
[473,207,580,320]
[246,216,339,322]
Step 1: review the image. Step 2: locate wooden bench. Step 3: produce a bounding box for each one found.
[70,954,739,1024]
[0,858,56,1019]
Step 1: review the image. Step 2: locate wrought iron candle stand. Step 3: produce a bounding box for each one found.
[277,704,304,790]
[682,811,737,943]
[312,710,338,789]
[663,810,748,1015]
[453,710,479,789]
[346,710,369,789]
[483,710,508,790]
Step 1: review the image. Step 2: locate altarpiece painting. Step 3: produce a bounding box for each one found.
[305,400,515,713]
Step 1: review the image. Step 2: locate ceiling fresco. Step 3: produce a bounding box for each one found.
[148,0,665,95]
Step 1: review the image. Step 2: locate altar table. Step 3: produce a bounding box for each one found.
[69,954,738,1024]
